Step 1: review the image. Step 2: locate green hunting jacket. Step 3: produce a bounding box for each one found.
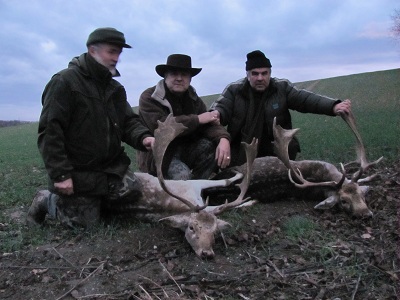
[210,77,340,164]
[38,53,152,195]
[137,80,230,175]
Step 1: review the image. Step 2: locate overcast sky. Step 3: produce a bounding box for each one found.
[1,0,399,121]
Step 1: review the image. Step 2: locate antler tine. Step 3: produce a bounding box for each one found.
[273,117,342,188]
[153,114,202,211]
[237,138,258,200]
[287,166,344,189]
[211,138,258,215]
[339,111,383,182]
[272,117,302,182]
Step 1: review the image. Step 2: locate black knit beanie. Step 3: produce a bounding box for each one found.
[245,50,272,70]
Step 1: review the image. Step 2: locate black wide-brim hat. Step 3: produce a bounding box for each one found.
[155,54,202,77]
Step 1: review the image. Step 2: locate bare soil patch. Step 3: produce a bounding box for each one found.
[1,161,399,300]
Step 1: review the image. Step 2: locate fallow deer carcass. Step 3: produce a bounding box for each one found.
[105,115,258,259]
[205,112,382,218]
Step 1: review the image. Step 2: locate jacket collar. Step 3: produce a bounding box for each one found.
[69,53,120,83]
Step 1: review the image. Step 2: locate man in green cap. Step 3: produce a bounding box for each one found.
[27,27,155,228]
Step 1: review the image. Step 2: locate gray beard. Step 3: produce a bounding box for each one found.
[92,53,117,76]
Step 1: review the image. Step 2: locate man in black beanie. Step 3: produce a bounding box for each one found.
[27,27,155,228]
[210,50,352,166]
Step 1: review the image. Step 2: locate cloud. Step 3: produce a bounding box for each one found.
[0,0,399,121]
[41,40,57,53]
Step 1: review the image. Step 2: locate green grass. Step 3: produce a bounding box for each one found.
[0,123,47,208]
[282,215,316,240]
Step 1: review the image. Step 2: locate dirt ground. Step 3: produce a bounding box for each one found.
[1,161,399,300]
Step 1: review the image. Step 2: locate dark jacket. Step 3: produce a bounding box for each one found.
[38,53,152,195]
[210,77,340,164]
[137,80,230,175]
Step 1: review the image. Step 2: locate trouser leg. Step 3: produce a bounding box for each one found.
[108,169,143,201]
[103,169,144,217]
[26,190,101,228]
[184,138,217,179]
[55,195,101,228]
[167,138,217,180]
[167,154,192,180]
[28,169,143,227]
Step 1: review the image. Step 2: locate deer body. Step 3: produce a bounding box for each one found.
[206,112,382,219]
[205,157,372,217]
[105,171,243,221]
[103,171,246,258]
[247,158,345,201]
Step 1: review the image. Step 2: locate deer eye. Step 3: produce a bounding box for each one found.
[189,225,194,232]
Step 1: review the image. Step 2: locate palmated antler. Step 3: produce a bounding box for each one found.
[339,111,383,182]
[210,138,258,215]
[153,114,207,211]
[272,117,344,188]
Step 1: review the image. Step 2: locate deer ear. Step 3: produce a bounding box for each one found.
[314,195,339,210]
[159,215,189,230]
[359,185,370,195]
[216,219,231,231]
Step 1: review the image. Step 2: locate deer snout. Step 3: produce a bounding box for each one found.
[353,208,373,219]
[199,249,215,259]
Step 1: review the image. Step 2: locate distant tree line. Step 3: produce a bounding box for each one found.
[393,9,400,42]
[0,120,32,128]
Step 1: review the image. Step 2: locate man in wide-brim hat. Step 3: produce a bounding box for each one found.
[137,54,231,180]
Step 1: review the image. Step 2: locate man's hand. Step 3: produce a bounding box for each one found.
[215,138,231,169]
[54,178,74,195]
[198,111,220,125]
[333,99,352,115]
[143,137,155,150]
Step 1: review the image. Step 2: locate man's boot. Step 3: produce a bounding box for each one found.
[26,190,52,225]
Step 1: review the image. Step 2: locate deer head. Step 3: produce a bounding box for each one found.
[153,115,257,258]
[272,112,382,218]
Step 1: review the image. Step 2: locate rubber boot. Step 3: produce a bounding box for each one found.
[26,190,52,225]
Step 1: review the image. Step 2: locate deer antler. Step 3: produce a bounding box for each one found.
[339,111,383,182]
[272,117,343,188]
[153,114,206,211]
[210,138,258,215]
